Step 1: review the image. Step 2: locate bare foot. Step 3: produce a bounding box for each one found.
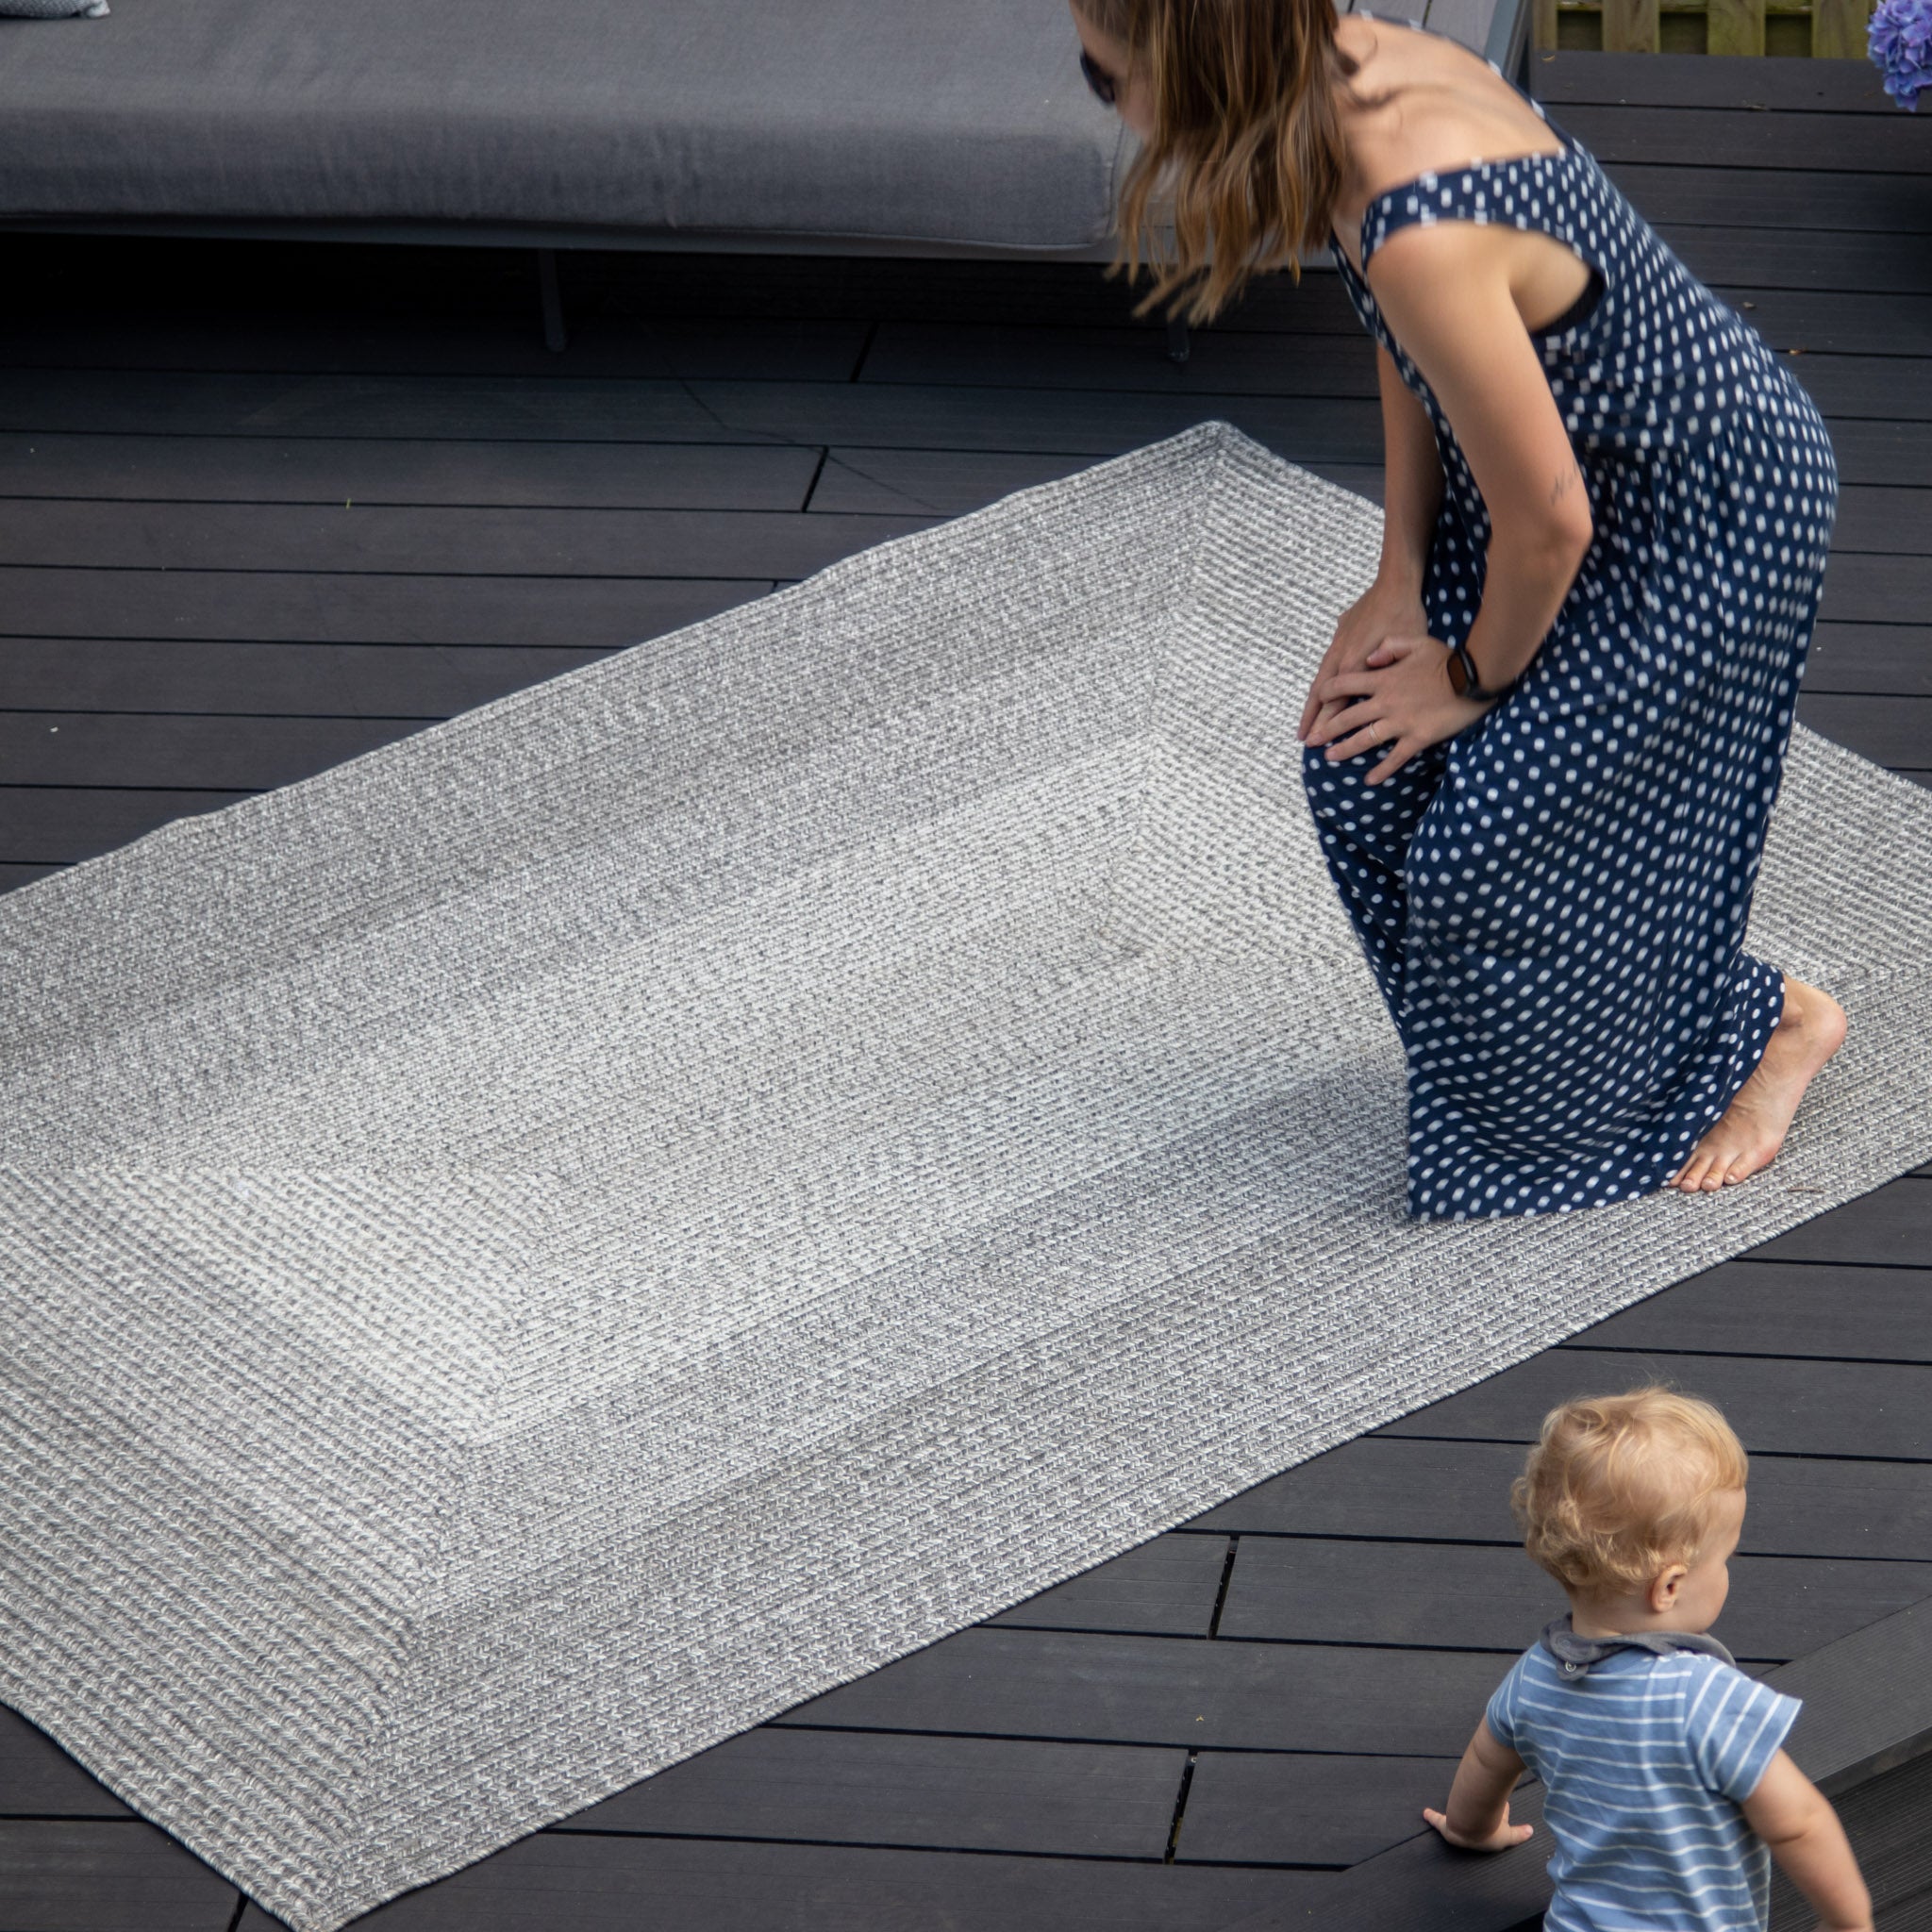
[1668,977,1846,1193]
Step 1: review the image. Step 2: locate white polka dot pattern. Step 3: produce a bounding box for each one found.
[1315,72,1840,1221]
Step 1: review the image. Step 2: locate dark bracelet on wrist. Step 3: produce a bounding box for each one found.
[1445,641,1515,704]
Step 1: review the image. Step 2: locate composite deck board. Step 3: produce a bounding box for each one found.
[1531,48,1898,109]
[1185,1438,1932,1563]
[1591,165,1932,234]
[2,47,1927,1932]
[554,1727,1187,1860]
[0,368,1391,458]
[1768,1745,1932,1929]
[772,1626,1518,1758]
[0,1820,242,1932]
[0,431,824,510]
[1214,1537,1932,1662]
[0,315,872,382]
[0,568,772,645]
[983,1531,1228,1637]
[0,641,614,718]
[1566,1260,1932,1363]
[1653,227,1932,297]
[0,499,937,581]
[1546,104,1932,175]
[1748,1175,1932,1267]
[0,1707,132,1819]
[1379,1348,1932,1463]
[224,1838,1329,1932]
[1802,625,1932,698]
[1174,1753,1466,1868]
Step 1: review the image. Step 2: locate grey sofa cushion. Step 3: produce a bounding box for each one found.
[0,0,1129,249]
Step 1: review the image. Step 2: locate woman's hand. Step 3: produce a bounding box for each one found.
[1298,577,1432,746]
[1422,1800,1535,1854]
[1302,630,1494,785]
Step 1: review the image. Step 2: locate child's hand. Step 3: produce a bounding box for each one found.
[1423,1802,1535,1853]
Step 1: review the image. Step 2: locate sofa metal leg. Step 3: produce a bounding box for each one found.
[1166,312,1190,365]
[537,247,568,353]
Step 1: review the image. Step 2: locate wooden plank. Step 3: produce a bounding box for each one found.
[774,1627,1514,1757]
[1706,0,1765,58]
[0,714,437,791]
[1796,693,1932,770]
[0,789,252,867]
[1657,226,1932,298]
[1533,47,1898,108]
[1810,0,1872,58]
[0,568,770,645]
[0,500,934,583]
[1214,1537,1932,1662]
[859,322,1377,396]
[0,1705,131,1818]
[1601,0,1661,54]
[1833,487,1932,557]
[1176,1752,1461,1868]
[0,433,822,511]
[0,315,871,383]
[986,1533,1228,1636]
[1803,625,1932,698]
[1182,1436,1932,1561]
[1548,104,1932,175]
[0,640,612,717]
[564,1727,1186,1858]
[1598,164,1932,235]
[1376,1347,1932,1461]
[1771,1746,1932,1926]
[1707,291,1932,360]
[1748,1177,1932,1267]
[1818,548,1932,620]
[1216,1779,1552,1932]
[0,1820,239,1931]
[0,369,1386,461]
[233,1835,1328,1932]
[1567,1259,1932,1362]
[810,448,1108,516]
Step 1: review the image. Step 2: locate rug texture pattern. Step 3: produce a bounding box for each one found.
[3,421,1930,1930]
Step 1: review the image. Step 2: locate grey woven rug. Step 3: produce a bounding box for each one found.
[4,420,1930,1930]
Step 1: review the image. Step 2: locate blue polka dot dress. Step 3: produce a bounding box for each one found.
[1307,57,1839,1222]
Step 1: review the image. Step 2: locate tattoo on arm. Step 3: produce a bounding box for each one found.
[1548,459,1583,508]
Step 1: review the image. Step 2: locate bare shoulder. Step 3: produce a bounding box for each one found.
[1330,18,1563,266]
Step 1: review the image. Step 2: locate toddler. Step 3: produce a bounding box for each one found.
[1424,1386,1871,1932]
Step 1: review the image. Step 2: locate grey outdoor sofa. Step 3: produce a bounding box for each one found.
[0,0,1526,350]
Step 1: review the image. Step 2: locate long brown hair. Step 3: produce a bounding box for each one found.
[1075,0,1397,326]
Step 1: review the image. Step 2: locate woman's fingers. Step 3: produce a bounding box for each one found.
[1364,738,1416,786]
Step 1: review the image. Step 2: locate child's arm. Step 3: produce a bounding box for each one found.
[1423,1717,1535,1853]
[1740,1750,1872,1932]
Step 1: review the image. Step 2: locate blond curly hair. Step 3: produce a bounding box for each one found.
[1512,1386,1749,1596]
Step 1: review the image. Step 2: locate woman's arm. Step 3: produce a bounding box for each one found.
[1375,338,1448,600]
[1301,221,1595,781]
[1740,1752,1873,1932]
[1360,219,1595,690]
[1295,343,1447,743]
[1424,1718,1534,1853]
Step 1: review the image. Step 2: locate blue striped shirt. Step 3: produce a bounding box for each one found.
[1486,1640,1802,1932]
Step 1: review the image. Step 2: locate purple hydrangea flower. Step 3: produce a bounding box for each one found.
[1869,0,1932,110]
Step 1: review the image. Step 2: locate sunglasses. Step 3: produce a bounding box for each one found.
[1079,47,1119,107]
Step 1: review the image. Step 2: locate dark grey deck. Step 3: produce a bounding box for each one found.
[1,48,1927,1932]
